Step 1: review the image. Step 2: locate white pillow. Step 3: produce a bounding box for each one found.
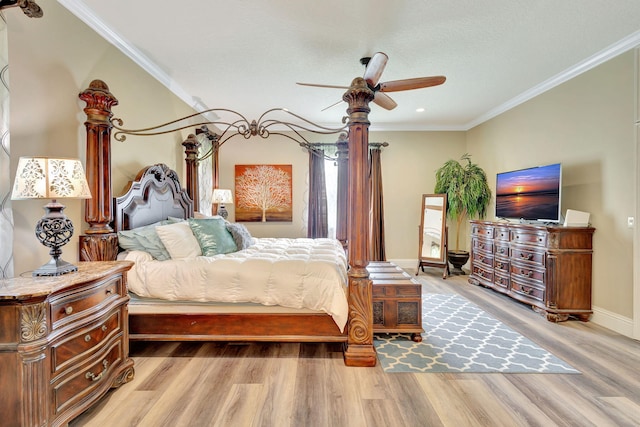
[155,222,202,259]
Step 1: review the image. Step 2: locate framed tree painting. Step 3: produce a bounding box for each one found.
[235,164,293,222]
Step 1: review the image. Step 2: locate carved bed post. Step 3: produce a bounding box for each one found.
[342,77,376,367]
[78,80,119,261]
[335,132,349,250]
[182,134,200,211]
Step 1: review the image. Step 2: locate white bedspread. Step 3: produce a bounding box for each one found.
[121,237,349,332]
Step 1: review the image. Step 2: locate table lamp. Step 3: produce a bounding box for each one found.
[12,157,92,276]
[212,189,233,219]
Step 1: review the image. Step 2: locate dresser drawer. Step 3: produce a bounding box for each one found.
[510,263,545,283]
[473,251,494,268]
[494,258,510,273]
[510,246,545,266]
[510,229,547,247]
[50,309,122,375]
[494,272,510,290]
[52,339,123,415]
[50,275,122,329]
[494,226,510,241]
[471,223,494,238]
[472,237,494,253]
[471,263,493,283]
[511,278,545,302]
[495,243,509,258]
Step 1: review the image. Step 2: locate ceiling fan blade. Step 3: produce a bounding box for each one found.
[363,52,388,87]
[373,92,397,110]
[297,82,349,90]
[378,76,446,92]
[321,99,344,111]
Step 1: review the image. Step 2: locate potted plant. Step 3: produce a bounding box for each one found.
[434,153,492,274]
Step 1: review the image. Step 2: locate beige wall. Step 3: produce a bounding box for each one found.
[5,2,637,332]
[7,2,196,276]
[467,51,637,319]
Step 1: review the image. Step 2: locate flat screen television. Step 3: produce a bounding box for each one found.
[495,163,562,223]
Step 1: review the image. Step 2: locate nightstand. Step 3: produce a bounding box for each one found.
[0,261,134,426]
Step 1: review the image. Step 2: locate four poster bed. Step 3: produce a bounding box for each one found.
[78,78,378,366]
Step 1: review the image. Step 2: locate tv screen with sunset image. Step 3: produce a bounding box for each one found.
[495,163,562,222]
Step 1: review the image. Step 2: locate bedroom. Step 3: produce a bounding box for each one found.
[1,1,639,425]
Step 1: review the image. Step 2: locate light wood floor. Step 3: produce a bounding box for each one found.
[70,271,640,427]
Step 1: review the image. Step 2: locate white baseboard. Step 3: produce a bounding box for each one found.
[591,305,634,338]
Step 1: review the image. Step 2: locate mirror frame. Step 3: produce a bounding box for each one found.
[417,193,450,278]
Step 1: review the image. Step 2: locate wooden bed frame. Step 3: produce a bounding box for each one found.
[78,78,377,366]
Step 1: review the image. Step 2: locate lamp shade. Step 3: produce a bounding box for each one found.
[12,157,92,200]
[212,189,233,204]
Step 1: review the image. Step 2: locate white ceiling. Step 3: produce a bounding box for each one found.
[60,0,640,131]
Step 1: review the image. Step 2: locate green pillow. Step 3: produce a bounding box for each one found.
[188,217,238,256]
[117,218,182,260]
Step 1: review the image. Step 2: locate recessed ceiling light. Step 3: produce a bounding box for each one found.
[416,108,425,113]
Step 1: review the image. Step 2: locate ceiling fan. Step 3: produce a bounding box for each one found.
[297,52,446,111]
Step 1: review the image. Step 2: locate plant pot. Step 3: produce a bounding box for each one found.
[447,250,469,275]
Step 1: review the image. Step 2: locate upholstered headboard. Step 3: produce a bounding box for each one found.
[113,163,194,231]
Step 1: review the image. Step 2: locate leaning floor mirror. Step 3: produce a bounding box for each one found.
[417,193,450,279]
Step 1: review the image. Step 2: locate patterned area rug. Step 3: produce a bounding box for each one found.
[374,293,579,373]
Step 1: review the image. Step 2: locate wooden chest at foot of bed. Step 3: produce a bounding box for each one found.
[368,262,423,342]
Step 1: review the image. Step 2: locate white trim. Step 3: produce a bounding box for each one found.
[465,30,640,130]
[592,305,634,338]
[634,48,640,340]
[57,0,207,112]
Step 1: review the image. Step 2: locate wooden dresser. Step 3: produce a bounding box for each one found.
[0,261,134,427]
[369,262,423,342]
[468,220,594,322]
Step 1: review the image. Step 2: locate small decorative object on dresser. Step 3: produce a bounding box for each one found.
[212,188,233,219]
[468,220,594,322]
[370,261,423,342]
[0,261,134,426]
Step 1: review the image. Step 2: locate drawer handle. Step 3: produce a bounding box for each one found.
[101,325,108,332]
[64,306,73,315]
[498,248,505,254]
[521,286,533,295]
[520,253,533,260]
[86,359,109,382]
[520,269,534,278]
[84,334,91,342]
[106,288,114,295]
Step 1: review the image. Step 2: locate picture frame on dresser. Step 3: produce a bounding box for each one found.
[468,220,594,322]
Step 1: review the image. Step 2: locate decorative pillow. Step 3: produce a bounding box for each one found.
[188,217,238,256]
[155,222,202,259]
[225,222,255,250]
[118,220,172,260]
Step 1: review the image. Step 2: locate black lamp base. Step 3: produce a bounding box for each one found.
[33,257,78,277]
[217,204,228,220]
[33,200,77,276]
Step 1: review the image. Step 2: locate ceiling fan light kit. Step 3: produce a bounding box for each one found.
[297,52,446,112]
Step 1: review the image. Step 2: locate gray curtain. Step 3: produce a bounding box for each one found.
[307,149,328,238]
[0,12,13,278]
[369,147,386,261]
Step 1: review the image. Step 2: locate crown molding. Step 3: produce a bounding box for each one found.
[465,30,640,130]
[57,0,209,114]
[59,1,640,132]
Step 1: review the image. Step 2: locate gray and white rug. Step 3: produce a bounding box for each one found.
[374,293,579,373]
